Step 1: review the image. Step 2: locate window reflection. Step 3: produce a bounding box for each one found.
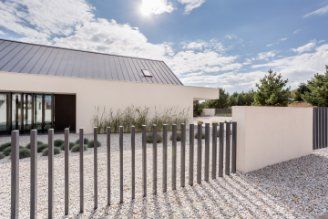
[0,94,7,131]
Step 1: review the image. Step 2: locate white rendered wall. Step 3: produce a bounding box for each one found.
[232,106,313,173]
[0,71,218,133]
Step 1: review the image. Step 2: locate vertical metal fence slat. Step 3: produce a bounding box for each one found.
[325,108,328,148]
[318,108,321,148]
[225,123,231,176]
[142,125,147,197]
[48,129,54,219]
[211,123,217,179]
[11,130,19,219]
[119,126,124,204]
[232,122,237,173]
[30,130,37,219]
[107,127,111,206]
[189,124,194,186]
[218,123,224,177]
[197,123,202,184]
[64,128,69,216]
[313,108,317,149]
[204,123,210,182]
[79,129,84,214]
[180,123,186,187]
[153,124,158,195]
[131,126,136,199]
[94,127,98,209]
[163,124,168,193]
[172,124,177,190]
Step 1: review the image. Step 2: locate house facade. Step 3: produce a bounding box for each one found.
[0,39,218,134]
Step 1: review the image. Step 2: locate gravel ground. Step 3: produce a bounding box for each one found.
[0,133,328,218]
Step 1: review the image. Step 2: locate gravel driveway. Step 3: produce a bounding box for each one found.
[0,133,327,218]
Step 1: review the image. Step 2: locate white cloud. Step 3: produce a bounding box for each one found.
[182,39,224,52]
[177,0,206,13]
[292,41,316,54]
[257,50,277,61]
[225,34,238,40]
[304,5,328,18]
[139,0,174,16]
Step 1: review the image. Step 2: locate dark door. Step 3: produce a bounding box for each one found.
[54,94,76,132]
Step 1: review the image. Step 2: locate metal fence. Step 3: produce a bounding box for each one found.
[313,107,328,149]
[9,122,237,218]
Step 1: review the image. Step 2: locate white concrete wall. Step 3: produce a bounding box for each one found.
[0,71,218,133]
[232,106,313,173]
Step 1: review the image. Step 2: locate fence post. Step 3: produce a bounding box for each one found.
[64,128,69,216]
[225,122,231,176]
[204,123,210,182]
[218,123,224,177]
[313,108,317,149]
[172,124,177,190]
[107,127,111,206]
[79,129,84,214]
[131,126,136,199]
[94,127,98,209]
[11,130,19,219]
[153,124,157,195]
[180,123,186,187]
[142,125,147,197]
[231,122,237,173]
[211,123,217,179]
[163,124,168,193]
[197,123,202,184]
[119,126,124,204]
[189,124,194,186]
[48,129,54,219]
[30,129,37,219]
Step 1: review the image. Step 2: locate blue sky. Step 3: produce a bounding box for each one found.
[0,0,327,92]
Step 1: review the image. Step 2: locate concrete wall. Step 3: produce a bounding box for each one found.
[232,106,313,173]
[0,71,218,133]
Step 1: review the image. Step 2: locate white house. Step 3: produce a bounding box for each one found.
[0,39,218,134]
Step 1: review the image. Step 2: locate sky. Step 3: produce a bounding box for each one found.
[0,0,327,92]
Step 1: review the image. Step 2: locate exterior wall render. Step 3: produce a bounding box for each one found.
[0,71,218,133]
[232,106,313,173]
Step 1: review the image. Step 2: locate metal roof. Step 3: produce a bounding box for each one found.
[0,39,183,85]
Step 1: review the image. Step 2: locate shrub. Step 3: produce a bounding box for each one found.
[146,133,163,144]
[0,142,11,151]
[60,142,76,150]
[75,138,89,145]
[195,132,205,139]
[26,141,43,149]
[170,132,183,142]
[19,148,31,159]
[37,144,48,153]
[42,147,61,156]
[0,152,5,159]
[54,139,64,147]
[87,140,101,148]
[3,147,12,156]
[71,144,87,152]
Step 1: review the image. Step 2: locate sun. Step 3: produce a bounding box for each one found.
[139,0,174,17]
[139,0,153,17]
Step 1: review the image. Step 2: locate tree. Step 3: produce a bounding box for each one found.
[253,69,290,106]
[206,88,230,108]
[302,66,328,107]
[293,83,309,102]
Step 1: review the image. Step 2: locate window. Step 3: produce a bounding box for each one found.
[0,94,7,131]
[142,69,152,77]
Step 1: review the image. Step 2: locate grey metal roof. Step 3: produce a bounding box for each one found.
[0,39,183,85]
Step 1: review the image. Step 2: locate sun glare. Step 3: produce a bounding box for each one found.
[139,0,173,17]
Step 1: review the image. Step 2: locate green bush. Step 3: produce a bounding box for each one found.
[3,146,25,157]
[26,141,43,149]
[71,144,87,152]
[146,133,163,143]
[42,147,61,156]
[170,132,183,142]
[87,140,101,148]
[54,139,64,147]
[19,148,31,159]
[60,142,76,150]
[0,142,11,151]
[0,152,5,159]
[37,144,48,153]
[75,138,89,145]
[195,132,205,139]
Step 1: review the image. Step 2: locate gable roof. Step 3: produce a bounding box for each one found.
[0,39,183,86]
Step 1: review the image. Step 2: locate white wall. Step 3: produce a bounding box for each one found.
[232,106,313,173]
[0,71,218,133]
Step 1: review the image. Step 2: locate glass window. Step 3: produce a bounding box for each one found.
[12,93,22,130]
[35,95,43,130]
[0,94,7,131]
[142,69,152,77]
[44,95,53,130]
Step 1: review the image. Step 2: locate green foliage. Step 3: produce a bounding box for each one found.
[228,91,254,106]
[193,101,204,117]
[75,138,89,145]
[292,83,309,102]
[253,69,290,106]
[0,142,11,151]
[302,66,328,107]
[26,141,44,149]
[71,144,87,152]
[0,152,5,159]
[206,89,230,109]
[37,144,48,153]
[3,146,24,156]
[170,132,183,142]
[87,140,101,148]
[146,133,163,143]
[19,148,31,159]
[60,142,76,150]
[195,131,205,139]
[54,139,64,147]
[42,147,61,156]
